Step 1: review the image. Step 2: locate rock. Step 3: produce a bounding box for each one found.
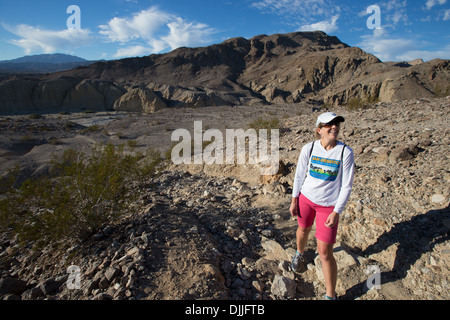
[105,267,120,282]
[371,147,390,164]
[114,88,166,113]
[278,260,291,273]
[22,286,45,300]
[262,181,286,195]
[2,294,21,300]
[241,257,256,267]
[0,277,28,296]
[369,244,399,270]
[236,266,251,280]
[271,275,296,299]
[98,277,110,290]
[261,239,290,261]
[431,194,446,204]
[252,280,264,292]
[39,277,65,296]
[198,263,225,284]
[231,278,244,289]
[93,293,113,300]
[389,144,420,163]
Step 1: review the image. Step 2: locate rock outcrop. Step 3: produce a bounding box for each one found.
[113,88,166,113]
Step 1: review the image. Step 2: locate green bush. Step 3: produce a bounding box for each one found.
[346,96,379,111]
[248,116,280,131]
[434,85,450,97]
[0,144,164,248]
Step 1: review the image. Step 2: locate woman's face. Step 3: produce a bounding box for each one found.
[317,121,340,141]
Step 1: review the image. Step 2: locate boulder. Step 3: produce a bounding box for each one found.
[0,277,28,296]
[389,144,420,163]
[39,277,66,296]
[261,239,290,261]
[271,275,296,299]
[113,88,166,113]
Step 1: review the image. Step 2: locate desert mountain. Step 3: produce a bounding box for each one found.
[0,31,449,114]
[0,54,99,74]
[0,54,87,64]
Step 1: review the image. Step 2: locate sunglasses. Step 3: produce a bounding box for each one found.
[321,121,341,128]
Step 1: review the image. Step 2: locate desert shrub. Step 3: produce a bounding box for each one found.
[248,116,280,140]
[0,144,164,248]
[82,124,102,133]
[127,139,137,148]
[248,116,280,131]
[28,113,43,119]
[346,96,379,111]
[434,85,450,97]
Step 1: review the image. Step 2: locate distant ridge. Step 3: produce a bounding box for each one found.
[0,53,87,64]
[0,53,101,74]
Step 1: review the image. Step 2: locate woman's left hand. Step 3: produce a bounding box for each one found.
[325,211,339,228]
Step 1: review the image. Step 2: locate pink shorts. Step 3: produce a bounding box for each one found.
[297,194,338,244]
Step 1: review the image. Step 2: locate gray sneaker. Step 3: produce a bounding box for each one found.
[290,251,304,271]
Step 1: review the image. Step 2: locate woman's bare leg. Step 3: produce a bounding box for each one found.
[317,239,337,298]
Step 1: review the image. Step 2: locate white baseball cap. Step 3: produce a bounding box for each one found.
[316,112,345,128]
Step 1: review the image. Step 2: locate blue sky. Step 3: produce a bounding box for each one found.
[0,0,449,62]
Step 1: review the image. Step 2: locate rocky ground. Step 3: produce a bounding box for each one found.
[0,96,449,300]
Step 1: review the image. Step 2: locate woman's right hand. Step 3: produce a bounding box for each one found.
[290,198,299,217]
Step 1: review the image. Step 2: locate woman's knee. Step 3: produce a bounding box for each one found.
[297,226,312,237]
[317,241,334,261]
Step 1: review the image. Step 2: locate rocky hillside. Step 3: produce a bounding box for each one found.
[0,96,448,300]
[1,31,449,114]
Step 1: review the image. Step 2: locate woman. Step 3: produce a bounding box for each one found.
[289,112,355,300]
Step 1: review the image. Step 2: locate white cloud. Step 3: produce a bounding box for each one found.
[113,45,152,58]
[395,47,450,61]
[299,15,339,34]
[3,24,92,55]
[99,7,215,57]
[425,0,447,10]
[161,18,216,50]
[251,0,338,22]
[380,0,409,27]
[359,33,414,61]
[359,29,450,61]
[444,9,450,20]
[99,7,171,43]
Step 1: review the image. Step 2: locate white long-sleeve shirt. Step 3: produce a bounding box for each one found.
[292,140,355,214]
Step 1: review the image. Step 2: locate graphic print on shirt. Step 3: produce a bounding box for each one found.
[309,155,341,181]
